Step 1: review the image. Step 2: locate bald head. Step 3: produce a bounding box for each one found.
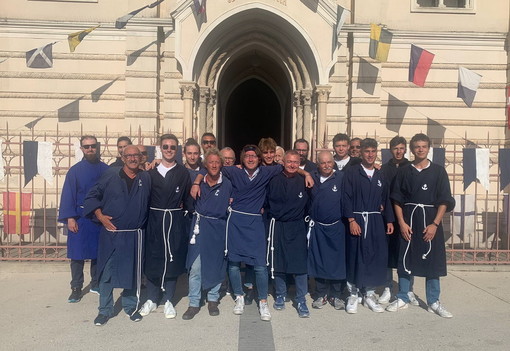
[318,151,334,177]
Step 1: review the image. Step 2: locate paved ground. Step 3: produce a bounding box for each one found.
[1,262,510,351]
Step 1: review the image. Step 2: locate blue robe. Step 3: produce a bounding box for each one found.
[381,158,411,268]
[307,170,347,280]
[186,174,232,290]
[391,162,455,277]
[266,172,309,274]
[343,164,394,287]
[218,165,283,266]
[145,164,193,283]
[58,159,109,260]
[83,168,151,289]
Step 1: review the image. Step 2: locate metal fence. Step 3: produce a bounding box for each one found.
[1,126,509,264]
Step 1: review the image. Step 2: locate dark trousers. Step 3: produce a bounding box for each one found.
[315,278,343,299]
[146,277,177,304]
[70,259,97,289]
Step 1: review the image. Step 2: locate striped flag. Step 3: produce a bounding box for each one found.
[115,0,165,29]
[426,147,445,168]
[409,44,434,87]
[194,0,207,14]
[23,141,54,186]
[457,66,481,107]
[68,25,100,53]
[2,192,32,235]
[463,148,490,190]
[369,24,392,62]
[26,43,55,68]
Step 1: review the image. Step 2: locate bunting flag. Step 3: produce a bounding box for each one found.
[0,139,4,181]
[336,5,350,37]
[2,192,32,235]
[26,43,55,68]
[23,141,54,186]
[369,24,392,62]
[452,194,475,245]
[115,0,165,29]
[409,44,434,87]
[426,147,445,168]
[194,0,207,14]
[463,148,490,190]
[68,25,100,53]
[33,208,58,241]
[457,66,482,107]
[499,149,510,190]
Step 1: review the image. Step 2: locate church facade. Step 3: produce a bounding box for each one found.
[1,0,508,154]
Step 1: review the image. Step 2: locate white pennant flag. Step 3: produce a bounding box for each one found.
[37,141,54,185]
[475,148,490,190]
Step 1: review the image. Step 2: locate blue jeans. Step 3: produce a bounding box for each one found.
[386,269,414,290]
[98,252,137,317]
[228,261,268,300]
[274,273,307,303]
[188,256,221,307]
[397,273,440,305]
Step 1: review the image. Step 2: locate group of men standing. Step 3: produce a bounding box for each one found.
[58,130,454,326]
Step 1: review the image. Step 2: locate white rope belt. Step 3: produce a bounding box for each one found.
[225,206,261,257]
[403,203,435,274]
[266,218,277,279]
[305,216,340,247]
[150,207,182,291]
[190,211,219,245]
[106,228,143,317]
[353,211,381,239]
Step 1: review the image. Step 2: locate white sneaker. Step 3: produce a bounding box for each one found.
[364,294,385,313]
[139,299,157,316]
[164,301,176,319]
[408,292,419,306]
[386,298,409,312]
[428,301,453,318]
[233,295,245,315]
[346,295,358,314]
[378,287,391,304]
[259,301,271,321]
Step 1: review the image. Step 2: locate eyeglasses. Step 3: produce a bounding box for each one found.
[202,140,216,145]
[123,154,141,158]
[140,151,148,156]
[162,144,177,151]
[82,144,97,149]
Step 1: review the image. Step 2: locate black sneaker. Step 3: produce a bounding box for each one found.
[128,310,143,322]
[94,314,109,326]
[68,288,82,303]
[245,288,255,305]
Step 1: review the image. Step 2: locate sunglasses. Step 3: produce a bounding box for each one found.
[82,144,97,149]
[162,144,177,151]
[202,140,216,145]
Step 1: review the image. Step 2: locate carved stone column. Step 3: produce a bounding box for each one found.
[207,89,216,132]
[294,90,303,140]
[316,85,331,148]
[301,89,313,142]
[180,81,196,141]
[198,86,210,138]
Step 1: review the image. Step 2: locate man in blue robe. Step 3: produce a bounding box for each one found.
[182,149,232,320]
[59,135,109,303]
[387,133,455,318]
[139,134,193,319]
[83,145,151,326]
[343,138,394,314]
[266,150,310,318]
[379,136,416,305]
[308,151,346,311]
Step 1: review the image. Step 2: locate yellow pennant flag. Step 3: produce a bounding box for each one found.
[68,25,100,53]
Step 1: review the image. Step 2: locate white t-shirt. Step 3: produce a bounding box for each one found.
[361,164,375,178]
[157,162,177,177]
[335,156,350,170]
